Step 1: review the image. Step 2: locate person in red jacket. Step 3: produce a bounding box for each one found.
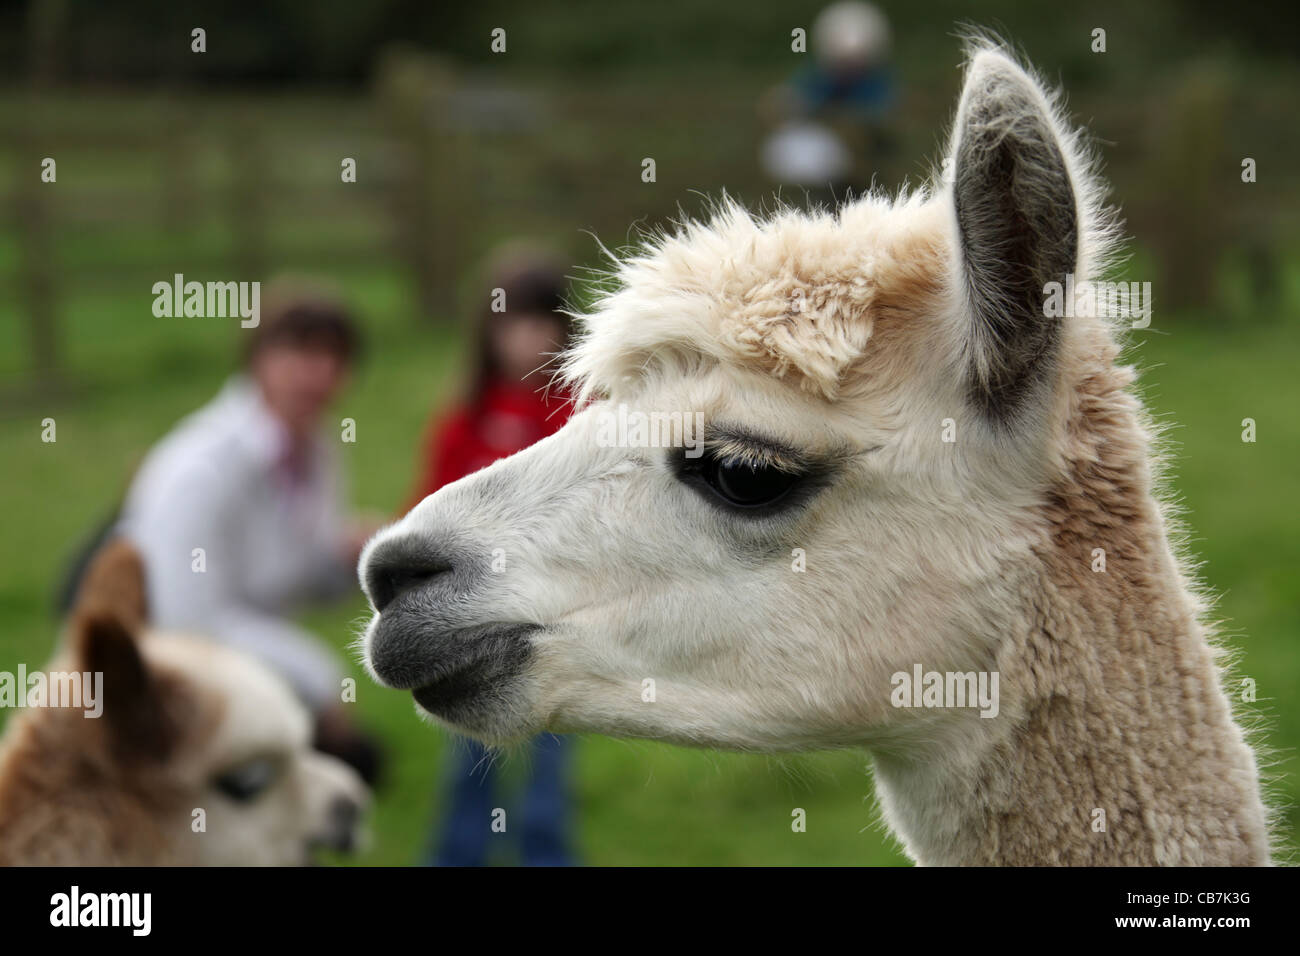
[413,246,577,866]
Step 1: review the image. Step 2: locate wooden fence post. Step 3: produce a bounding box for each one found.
[17,0,69,390]
[15,123,59,388]
[376,52,461,323]
[229,120,268,281]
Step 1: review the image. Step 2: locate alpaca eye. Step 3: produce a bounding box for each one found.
[705,458,800,508]
[214,757,281,802]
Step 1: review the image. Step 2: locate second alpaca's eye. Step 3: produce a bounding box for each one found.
[214,757,281,802]
[705,458,800,508]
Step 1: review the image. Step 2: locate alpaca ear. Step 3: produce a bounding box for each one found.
[70,539,174,762]
[950,48,1078,423]
[70,537,149,634]
[73,610,175,763]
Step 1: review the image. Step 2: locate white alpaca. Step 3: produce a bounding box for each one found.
[358,41,1271,865]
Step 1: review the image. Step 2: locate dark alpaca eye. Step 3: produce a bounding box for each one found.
[214,757,281,802]
[705,458,800,508]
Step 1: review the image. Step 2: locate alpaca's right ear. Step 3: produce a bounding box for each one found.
[70,540,174,762]
[70,537,149,635]
[73,610,176,762]
[949,47,1079,425]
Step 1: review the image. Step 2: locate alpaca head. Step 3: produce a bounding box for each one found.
[0,540,369,865]
[360,42,1126,750]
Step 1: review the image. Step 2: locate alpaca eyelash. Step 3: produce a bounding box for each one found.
[673,437,806,479]
[698,427,813,473]
[683,445,801,475]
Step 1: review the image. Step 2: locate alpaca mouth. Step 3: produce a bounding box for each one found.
[412,653,503,714]
[367,616,538,720]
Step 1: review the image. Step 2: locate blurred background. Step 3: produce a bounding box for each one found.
[0,0,1296,864]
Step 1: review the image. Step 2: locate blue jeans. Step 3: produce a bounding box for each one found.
[429,733,576,866]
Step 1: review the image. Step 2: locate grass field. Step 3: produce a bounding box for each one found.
[1,243,1296,864]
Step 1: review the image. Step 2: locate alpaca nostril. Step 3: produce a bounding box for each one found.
[328,795,361,851]
[367,554,451,612]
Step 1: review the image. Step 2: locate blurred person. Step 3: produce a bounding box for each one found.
[799,1,896,122]
[113,280,384,784]
[760,1,898,198]
[409,245,578,867]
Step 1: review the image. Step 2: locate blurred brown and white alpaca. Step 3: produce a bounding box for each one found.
[0,540,367,865]
[358,40,1270,865]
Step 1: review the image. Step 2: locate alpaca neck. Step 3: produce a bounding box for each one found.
[867,359,1271,865]
[871,567,1270,866]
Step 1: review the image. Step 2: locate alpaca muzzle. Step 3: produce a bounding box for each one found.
[360,534,538,724]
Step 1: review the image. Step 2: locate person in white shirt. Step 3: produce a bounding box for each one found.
[115,285,382,781]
